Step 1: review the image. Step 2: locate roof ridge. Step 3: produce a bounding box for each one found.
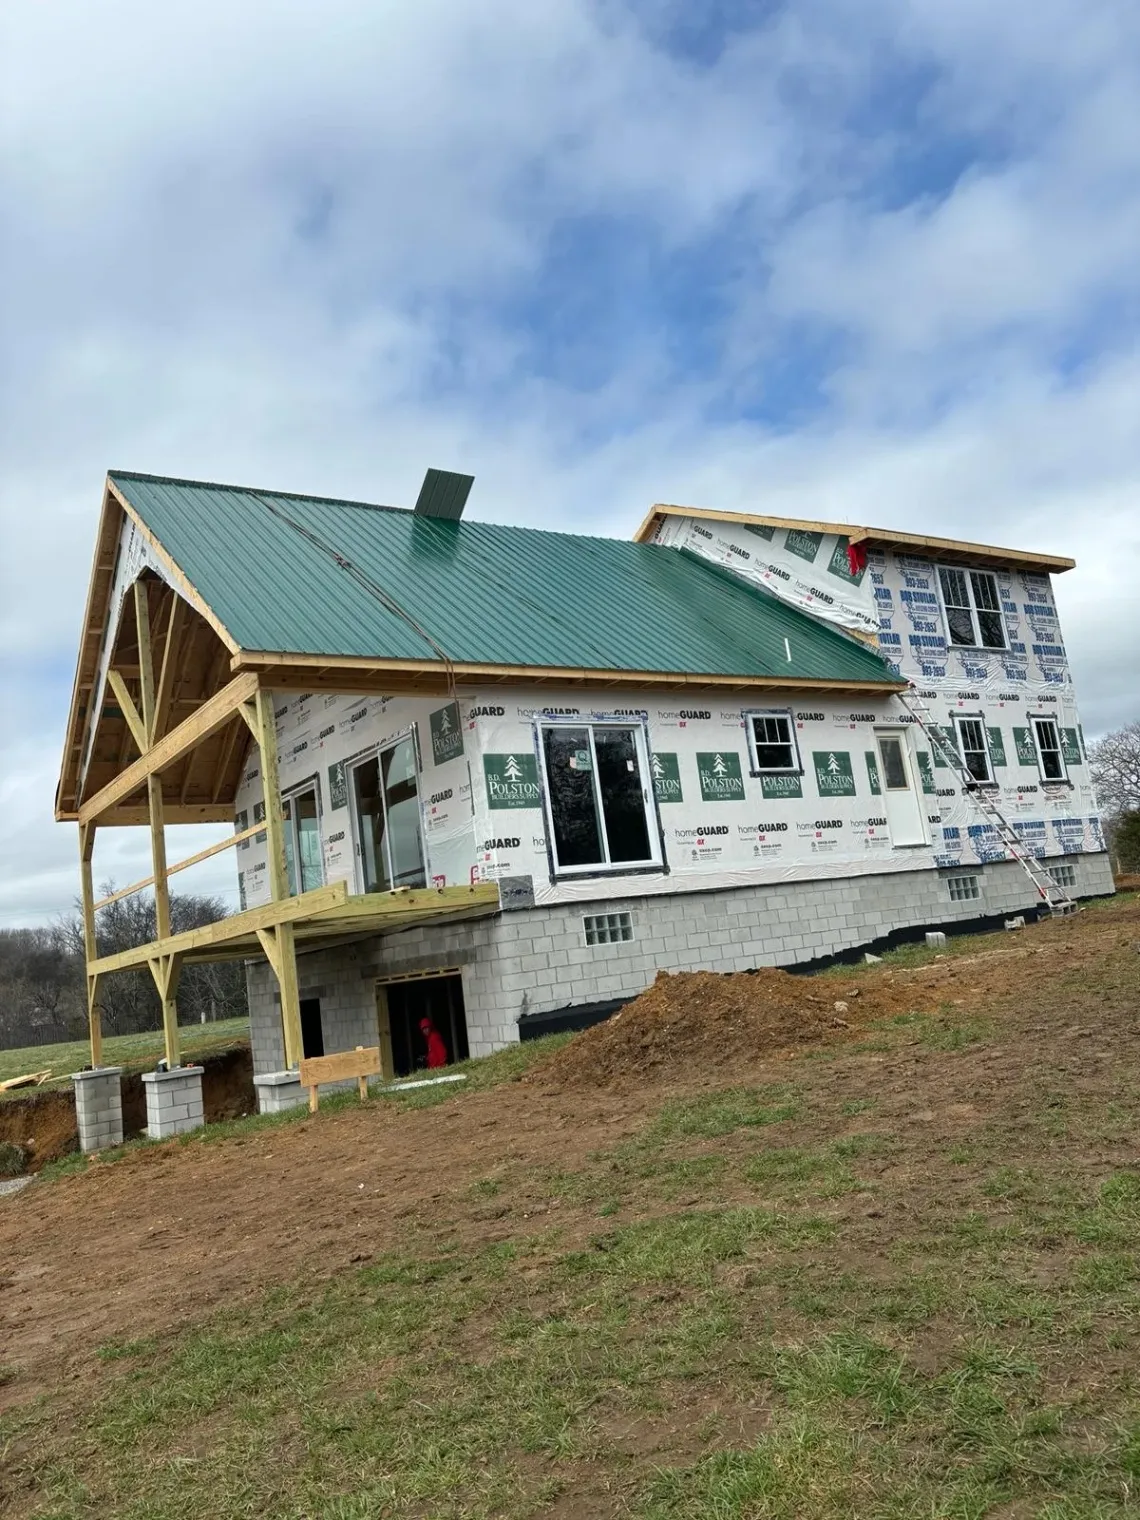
[109,470,405,516]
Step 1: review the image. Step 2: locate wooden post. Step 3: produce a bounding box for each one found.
[79,822,103,1068]
[254,686,303,1068]
[136,581,178,1067]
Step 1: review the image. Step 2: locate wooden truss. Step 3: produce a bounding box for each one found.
[77,584,498,1073]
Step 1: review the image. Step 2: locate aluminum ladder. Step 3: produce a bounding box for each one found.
[896,685,1078,915]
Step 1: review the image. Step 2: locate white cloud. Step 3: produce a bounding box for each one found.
[1,0,1138,924]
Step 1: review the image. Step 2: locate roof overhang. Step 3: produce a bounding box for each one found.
[634,503,1076,575]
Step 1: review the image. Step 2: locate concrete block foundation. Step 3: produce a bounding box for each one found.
[143,1065,205,1139]
[253,1070,307,1115]
[71,1067,124,1153]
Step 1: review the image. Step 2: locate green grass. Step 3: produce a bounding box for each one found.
[9,899,1140,1518]
[0,1016,251,1095]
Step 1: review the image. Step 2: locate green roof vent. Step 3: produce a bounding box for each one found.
[414,468,474,520]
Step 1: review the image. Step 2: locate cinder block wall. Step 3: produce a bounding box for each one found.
[245,853,1114,1072]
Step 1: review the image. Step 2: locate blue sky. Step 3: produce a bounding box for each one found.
[1,0,1138,924]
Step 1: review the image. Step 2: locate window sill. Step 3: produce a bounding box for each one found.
[549,863,667,885]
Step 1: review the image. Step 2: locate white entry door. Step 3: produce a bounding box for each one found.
[874,728,928,847]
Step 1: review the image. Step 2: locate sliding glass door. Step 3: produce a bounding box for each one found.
[350,735,426,893]
[539,722,661,875]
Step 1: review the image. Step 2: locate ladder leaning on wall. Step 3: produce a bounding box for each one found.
[896,685,1079,916]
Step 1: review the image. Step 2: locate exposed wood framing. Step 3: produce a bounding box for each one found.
[78,822,103,1069]
[91,822,264,911]
[87,882,348,976]
[254,685,304,1067]
[147,953,182,1069]
[232,650,905,696]
[633,502,1077,573]
[153,596,186,742]
[105,669,148,755]
[76,671,259,824]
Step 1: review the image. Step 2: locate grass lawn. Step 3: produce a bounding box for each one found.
[0,1016,250,1095]
[5,897,1140,1517]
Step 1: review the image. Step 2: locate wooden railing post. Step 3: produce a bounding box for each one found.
[136,581,179,1067]
[79,821,103,1068]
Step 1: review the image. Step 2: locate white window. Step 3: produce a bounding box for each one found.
[282,780,324,896]
[349,733,427,893]
[538,720,662,877]
[946,874,980,902]
[1030,715,1067,783]
[937,567,1007,650]
[745,709,801,774]
[583,911,634,946]
[952,715,995,785]
[1050,863,1077,888]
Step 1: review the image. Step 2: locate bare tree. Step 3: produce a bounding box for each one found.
[1090,722,1140,819]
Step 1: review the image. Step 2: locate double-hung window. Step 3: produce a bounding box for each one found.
[952,715,994,785]
[1031,715,1067,782]
[538,721,662,876]
[745,709,801,774]
[937,567,1007,650]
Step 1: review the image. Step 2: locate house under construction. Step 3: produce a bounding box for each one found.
[58,469,1111,1144]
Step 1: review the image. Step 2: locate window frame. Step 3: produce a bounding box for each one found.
[535,716,665,880]
[951,713,997,787]
[936,565,1008,651]
[743,707,803,777]
[347,727,428,894]
[1029,713,1069,785]
[281,774,325,897]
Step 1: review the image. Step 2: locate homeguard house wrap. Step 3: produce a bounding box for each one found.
[58,469,1112,1125]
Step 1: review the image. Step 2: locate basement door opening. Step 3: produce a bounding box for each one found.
[377,974,469,1079]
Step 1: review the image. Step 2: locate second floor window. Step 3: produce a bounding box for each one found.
[938,567,1007,650]
[745,710,801,774]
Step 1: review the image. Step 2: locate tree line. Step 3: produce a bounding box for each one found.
[0,889,247,1052]
[1090,722,1140,874]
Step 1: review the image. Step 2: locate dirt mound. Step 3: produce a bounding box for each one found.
[527,967,892,1090]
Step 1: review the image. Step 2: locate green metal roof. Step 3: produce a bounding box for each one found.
[108,471,899,686]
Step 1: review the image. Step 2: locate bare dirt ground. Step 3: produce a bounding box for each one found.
[2,898,1136,1422]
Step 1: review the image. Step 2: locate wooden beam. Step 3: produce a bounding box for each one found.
[78,822,103,1068]
[87,881,347,976]
[133,580,158,742]
[237,701,259,739]
[60,803,237,826]
[77,671,260,825]
[308,884,500,923]
[233,651,904,696]
[253,685,304,1067]
[210,714,245,804]
[255,926,282,982]
[91,822,264,911]
[276,922,303,1068]
[153,595,186,742]
[105,669,148,755]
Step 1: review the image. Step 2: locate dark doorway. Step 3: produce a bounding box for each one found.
[382,975,468,1078]
[299,998,324,1059]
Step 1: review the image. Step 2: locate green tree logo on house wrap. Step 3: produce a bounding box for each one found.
[1013,727,1037,766]
[743,522,776,541]
[986,728,1007,768]
[484,753,541,810]
[327,760,348,810]
[1061,728,1082,766]
[761,772,802,800]
[865,751,882,795]
[916,752,936,794]
[651,752,683,803]
[697,752,745,802]
[784,528,823,564]
[827,536,867,586]
[813,751,856,797]
[429,702,464,766]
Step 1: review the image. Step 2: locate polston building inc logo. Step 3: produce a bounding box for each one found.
[813,751,856,798]
[696,752,744,803]
[429,701,464,766]
[483,753,541,810]
[651,752,683,803]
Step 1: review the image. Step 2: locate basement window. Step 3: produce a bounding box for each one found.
[952,715,995,785]
[946,874,980,902]
[937,567,1007,650]
[539,721,662,876]
[745,709,802,774]
[1049,862,1078,888]
[583,912,634,946]
[1030,715,1067,783]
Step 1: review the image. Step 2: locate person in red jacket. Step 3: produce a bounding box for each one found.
[420,1016,449,1069]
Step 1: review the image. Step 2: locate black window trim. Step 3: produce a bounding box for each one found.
[742,706,804,778]
[936,564,1009,652]
[1028,711,1071,787]
[951,711,999,789]
[533,715,668,882]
